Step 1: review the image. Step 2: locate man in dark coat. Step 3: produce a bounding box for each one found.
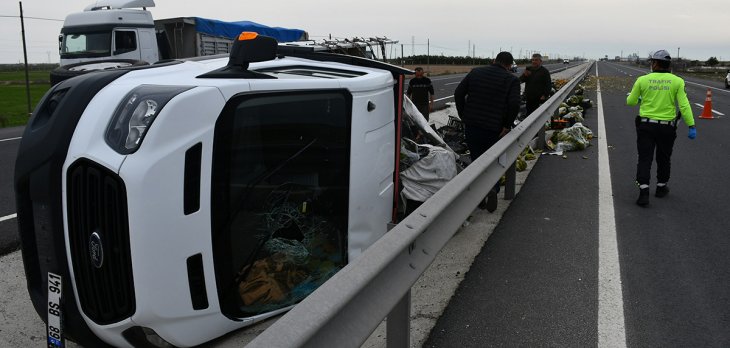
[455,51,521,212]
[520,53,552,116]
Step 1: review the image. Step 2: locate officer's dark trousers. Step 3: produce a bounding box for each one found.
[465,124,501,193]
[636,121,677,186]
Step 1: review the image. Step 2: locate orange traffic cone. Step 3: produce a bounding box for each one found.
[698,88,714,119]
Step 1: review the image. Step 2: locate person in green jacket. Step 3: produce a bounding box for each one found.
[626,49,696,206]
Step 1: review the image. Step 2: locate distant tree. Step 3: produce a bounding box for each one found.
[706,57,719,66]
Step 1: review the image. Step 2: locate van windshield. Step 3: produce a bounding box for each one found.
[211,90,352,318]
[61,31,111,58]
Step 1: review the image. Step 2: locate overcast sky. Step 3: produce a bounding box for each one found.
[0,0,727,64]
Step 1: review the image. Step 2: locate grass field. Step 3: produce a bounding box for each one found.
[0,70,51,127]
[0,70,52,82]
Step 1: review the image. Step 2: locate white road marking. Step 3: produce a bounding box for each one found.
[0,137,21,143]
[596,62,628,348]
[694,103,725,116]
[444,82,460,85]
[434,95,454,102]
[0,214,17,223]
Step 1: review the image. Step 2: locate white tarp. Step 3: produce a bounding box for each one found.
[399,96,458,202]
[400,143,458,202]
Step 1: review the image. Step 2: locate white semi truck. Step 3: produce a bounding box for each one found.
[52,0,308,84]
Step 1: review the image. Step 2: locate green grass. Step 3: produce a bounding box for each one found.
[0,69,52,127]
[0,84,50,127]
[0,70,51,82]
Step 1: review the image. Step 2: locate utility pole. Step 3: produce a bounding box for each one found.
[411,36,414,56]
[677,47,680,60]
[468,40,470,57]
[20,1,31,117]
[473,44,475,65]
[427,38,430,75]
[400,44,404,66]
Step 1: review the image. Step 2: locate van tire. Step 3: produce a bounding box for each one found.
[50,59,148,85]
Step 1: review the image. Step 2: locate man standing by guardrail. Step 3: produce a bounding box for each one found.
[626,49,696,206]
[520,53,552,117]
[455,51,521,212]
[407,67,435,120]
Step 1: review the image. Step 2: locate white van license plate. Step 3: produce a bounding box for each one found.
[47,272,64,348]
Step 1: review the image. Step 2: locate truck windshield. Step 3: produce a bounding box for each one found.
[61,31,111,58]
[211,90,352,319]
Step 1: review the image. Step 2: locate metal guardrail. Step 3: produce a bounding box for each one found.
[247,62,594,348]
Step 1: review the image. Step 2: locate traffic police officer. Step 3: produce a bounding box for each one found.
[626,49,696,206]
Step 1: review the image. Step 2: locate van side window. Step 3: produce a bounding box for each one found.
[115,31,137,54]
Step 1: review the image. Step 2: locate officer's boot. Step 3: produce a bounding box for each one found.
[636,186,650,206]
[655,183,669,198]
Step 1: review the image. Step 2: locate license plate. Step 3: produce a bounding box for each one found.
[47,272,64,348]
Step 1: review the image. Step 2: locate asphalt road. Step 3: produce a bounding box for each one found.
[0,126,23,255]
[426,61,730,346]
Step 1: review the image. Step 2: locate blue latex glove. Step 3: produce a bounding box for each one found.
[688,127,696,140]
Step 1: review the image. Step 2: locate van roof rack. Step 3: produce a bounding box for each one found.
[276,45,412,77]
[199,33,412,80]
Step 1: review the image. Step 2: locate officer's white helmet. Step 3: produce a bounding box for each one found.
[650,50,672,61]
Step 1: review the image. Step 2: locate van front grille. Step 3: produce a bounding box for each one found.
[67,160,135,325]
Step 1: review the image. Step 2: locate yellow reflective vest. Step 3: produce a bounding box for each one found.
[626,71,695,127]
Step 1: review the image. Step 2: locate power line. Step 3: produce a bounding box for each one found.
[0,14,63,22]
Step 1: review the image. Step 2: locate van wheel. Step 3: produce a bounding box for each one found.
[726,80,730,89]
[50,59,148,85]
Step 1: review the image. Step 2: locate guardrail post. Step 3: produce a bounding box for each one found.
[386,289,411,348]
[504,161,516,200]
[536,127,546,150]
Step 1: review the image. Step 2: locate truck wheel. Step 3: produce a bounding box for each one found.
[50,59,148,85]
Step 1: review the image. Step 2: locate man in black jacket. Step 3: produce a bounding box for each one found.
[520,53,552,117]
[455,51,521,212]
[407,67,435,120]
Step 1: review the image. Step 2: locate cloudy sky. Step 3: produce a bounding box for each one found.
[0,0,727,64]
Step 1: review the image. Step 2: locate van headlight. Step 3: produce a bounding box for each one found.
[105,85,192,154]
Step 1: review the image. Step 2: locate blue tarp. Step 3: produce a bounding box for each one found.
[194,17,307,43]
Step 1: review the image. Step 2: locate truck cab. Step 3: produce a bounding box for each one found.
[59,0,159,66]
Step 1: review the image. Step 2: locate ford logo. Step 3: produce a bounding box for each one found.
[89,232,104,269]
